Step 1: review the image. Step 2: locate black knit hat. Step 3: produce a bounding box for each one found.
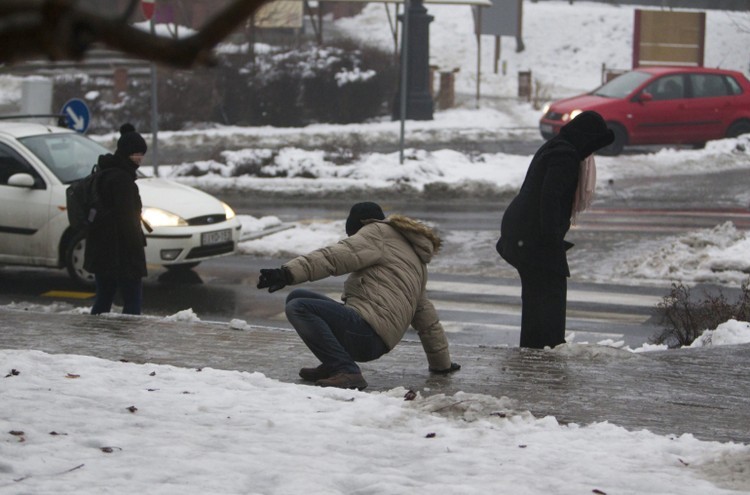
[116,125,147,157]
[346,202,385,236]
[119,123,136,135]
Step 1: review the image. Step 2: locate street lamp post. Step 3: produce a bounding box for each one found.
[393,0,434,122]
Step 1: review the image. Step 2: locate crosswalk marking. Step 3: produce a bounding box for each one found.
[432,299,649,324]
[440,321,519,332]
[586,207,750,219]
[427,280,661,308]
[563,331,628,346]
[574,207,750,232]
[322,283,656,321]
[292,281,657,347]
[433,321,628,347]
[425,279,658,346]
[428,299,519,315]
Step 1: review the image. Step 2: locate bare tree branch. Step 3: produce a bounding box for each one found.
[0,0,268,68]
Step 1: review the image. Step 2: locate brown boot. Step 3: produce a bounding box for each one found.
[299,365,334,382]
[315,372,368,390]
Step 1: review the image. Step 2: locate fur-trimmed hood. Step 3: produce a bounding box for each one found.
[371,214,442,264]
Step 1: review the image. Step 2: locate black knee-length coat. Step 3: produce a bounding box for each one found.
[497,111,615,277]
[83,153,147,278]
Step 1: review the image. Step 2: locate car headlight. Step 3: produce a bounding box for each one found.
[563,109,583,122]
[142,207,188,227]
[221,202,236,220]
[541,103,550,115]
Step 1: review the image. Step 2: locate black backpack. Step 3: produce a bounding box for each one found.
[66,165,109,232]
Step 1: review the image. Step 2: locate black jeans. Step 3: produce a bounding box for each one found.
[517,265,567,349]
[285,289,388,374]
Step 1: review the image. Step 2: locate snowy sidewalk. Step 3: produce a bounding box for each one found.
[1,306,748,445]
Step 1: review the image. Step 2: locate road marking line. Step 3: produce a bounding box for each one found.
[427,280,661,308]
[434,299,648,324]
[42,290,95,299]
[440,321,519,333]
[564,331,628,344]
[587,208,750,217]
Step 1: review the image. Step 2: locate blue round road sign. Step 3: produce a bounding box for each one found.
[60,98,91,134]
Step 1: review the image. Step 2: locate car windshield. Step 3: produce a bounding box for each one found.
[591,71,652,99]
[19,132,110,184]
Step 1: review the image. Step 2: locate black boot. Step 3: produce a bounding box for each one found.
[299,364,334,382]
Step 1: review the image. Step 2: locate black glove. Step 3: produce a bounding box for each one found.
[429,362,461,374]
[257,268,290,293]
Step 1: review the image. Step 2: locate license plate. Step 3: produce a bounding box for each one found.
[201,229,231,245]
[540,123,554,134]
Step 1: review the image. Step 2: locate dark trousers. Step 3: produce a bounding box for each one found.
[285,289,388,374]
[517,265,567,349]
[91,274,143,315]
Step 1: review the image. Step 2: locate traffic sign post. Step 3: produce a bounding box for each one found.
[148,6,160,177]
[60,98,91,134]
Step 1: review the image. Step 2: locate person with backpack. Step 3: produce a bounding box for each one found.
[496,111,614,349]
[84,124,148,315]
[256,202,461,390]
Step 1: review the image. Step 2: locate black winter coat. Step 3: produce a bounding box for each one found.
[83,153,147,278]
[497,111,614,277]
[497,139,579,277]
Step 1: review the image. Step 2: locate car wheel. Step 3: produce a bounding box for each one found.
[598,123,626,156]
[165,262,201,271]
[65,231,95,286]
[727,120,750,138]
[692,142,706,150]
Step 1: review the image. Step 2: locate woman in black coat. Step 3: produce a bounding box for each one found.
[84,127,148,315]
[496,111,614,349]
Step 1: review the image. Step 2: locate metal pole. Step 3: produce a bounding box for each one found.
[398,0,410,165]
[476,7,481,108]
[494,35,500,74]
[150,18,160,177]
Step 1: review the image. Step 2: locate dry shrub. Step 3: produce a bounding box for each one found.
[654,280,750,347]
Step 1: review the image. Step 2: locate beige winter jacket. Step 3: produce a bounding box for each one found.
[283,214,452,370]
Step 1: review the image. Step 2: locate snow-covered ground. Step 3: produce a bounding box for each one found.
[2,2,750,493]
[2,334,750,495]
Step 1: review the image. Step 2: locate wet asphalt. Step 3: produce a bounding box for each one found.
[1,306,748,445]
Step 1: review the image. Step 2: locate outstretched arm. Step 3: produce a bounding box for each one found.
[284,224,384,284]
[411,293,459,373]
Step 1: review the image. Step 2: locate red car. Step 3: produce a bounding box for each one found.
[539,66,750,155]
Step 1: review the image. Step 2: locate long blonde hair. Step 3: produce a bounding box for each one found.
[571,154,596,224]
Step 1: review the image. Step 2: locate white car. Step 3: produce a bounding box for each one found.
[0,121,241,284]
